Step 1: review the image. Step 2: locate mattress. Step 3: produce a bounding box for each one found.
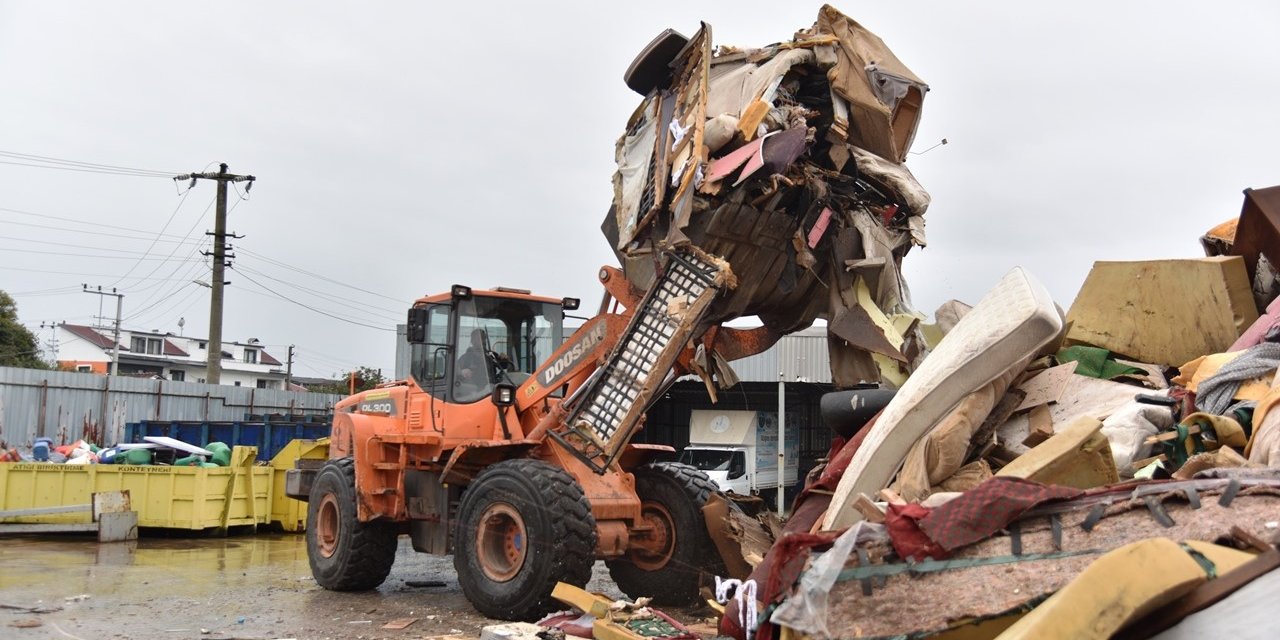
[824,267,1064,530]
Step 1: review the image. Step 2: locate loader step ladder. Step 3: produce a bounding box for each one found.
[555,249,729,472]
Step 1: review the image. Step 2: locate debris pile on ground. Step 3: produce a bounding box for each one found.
[709,185,1280,639]
[595,7,1280,638]
[0,434,238,467]
[604,4,932,388]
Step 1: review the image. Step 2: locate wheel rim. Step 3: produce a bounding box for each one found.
[630,501,676,571]
[476,503,527,582]
[316,492,341,559]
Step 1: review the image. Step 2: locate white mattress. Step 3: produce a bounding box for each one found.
[824,267,1064,530]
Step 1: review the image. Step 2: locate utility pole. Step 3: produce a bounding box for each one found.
[286,344,295,387]
[174,163,255,385]
[39,322,61,362]
[83,286,123,376]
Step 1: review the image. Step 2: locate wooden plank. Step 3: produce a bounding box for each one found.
[1065,258,1258,366]
[1014,361,1078,412]
[0,504,90,518]
[853,493,885,523]
[0,523,97,534]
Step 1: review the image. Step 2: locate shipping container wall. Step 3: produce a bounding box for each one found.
[0,366,341,447]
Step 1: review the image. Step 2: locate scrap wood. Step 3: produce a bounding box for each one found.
[1012,361,1078,412]
[1065,257,1258,367]
[550,583,696,640]
[1020,404,1054,448]
[381,617,418,630]
[0,602,62,614]
[852,493,885,523]
[702,494,752,579]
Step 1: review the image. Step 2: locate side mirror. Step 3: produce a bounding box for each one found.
[406,307,429,343]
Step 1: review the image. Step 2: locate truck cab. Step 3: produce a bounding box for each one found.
[679,445,751,494]
[678,409,798,505]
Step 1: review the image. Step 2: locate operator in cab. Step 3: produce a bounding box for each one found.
[455,328,494,402]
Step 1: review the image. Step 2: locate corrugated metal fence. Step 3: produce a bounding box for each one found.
[0,366,342,448]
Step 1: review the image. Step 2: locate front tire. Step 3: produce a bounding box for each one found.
[306,458,398,590]
[607,462,723,604]
[454,459,597,620]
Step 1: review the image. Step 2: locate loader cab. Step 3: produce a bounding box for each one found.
[406,286,575,404]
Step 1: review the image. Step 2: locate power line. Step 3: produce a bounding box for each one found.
[0,233,200,254]
[0,218,204,243]
[236,247,407,304]
[232,267,395,332]
[0,150,177,177]
[0,160,176,178]
[115,198,215,297]
[126,282,206,327]
[0,205,206,241]
[0,264,206,280]
[0,246,207,261]
[109,187,195,287]
[233,263,403,320]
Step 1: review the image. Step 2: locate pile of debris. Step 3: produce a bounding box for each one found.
[604,4,932,388]
[0,435,238,467]
[597,6,1280,639]
[714,186,1280,639]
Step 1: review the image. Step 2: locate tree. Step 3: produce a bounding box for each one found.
[308,366,386,395]
[0,291,50,370]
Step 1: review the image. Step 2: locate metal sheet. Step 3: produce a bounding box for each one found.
[0,366,341,447]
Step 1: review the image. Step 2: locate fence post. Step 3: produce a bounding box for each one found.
[38,379,49,439]
[99,375,111,441]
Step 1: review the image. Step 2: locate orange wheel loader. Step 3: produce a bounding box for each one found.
[286,250,763,620]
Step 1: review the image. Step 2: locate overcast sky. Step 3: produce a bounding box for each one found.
[2,1,1278,379]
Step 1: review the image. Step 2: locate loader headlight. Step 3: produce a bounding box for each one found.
[492,383,516,407]
[451,284,472,299]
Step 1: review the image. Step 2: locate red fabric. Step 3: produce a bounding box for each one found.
[719,416,877,640]
[885,502,948,561]
[918,476,1082,551]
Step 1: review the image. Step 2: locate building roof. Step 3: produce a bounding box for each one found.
[61,324,119,350]
[61,323,283,370]
[162,339,188,357]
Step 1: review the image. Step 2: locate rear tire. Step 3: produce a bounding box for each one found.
[607,462,723,604]
[454,459,597,620]
[306,458,398,590]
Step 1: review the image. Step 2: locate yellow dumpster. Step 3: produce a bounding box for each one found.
[0,446,271,530]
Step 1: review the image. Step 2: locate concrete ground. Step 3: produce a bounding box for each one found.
[0,534,719,640]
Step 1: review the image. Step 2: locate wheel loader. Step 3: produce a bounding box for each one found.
[286,250,770,620]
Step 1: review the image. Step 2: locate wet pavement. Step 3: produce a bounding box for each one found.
[0,534,713,639]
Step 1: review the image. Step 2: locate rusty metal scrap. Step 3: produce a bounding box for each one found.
[605,5,931,387]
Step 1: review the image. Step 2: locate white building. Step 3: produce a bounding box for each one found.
[55,324,289,389]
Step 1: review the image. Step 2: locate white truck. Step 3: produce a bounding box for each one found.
[678,409,799,504]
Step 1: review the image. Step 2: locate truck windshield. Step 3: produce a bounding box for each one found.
[679,449,740,471]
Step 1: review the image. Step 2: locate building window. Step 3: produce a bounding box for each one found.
[77,365,92,373]
[198,341,207,349]
[234,381,241,387]
[171,370,185,382]
[130,336,162,355]
[256,379,271,389]
[243,349,258,364]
